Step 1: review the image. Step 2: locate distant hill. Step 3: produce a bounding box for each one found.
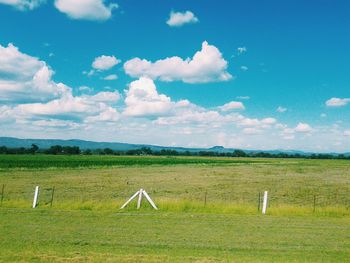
[0,137,349,156]
[0,137,203,152]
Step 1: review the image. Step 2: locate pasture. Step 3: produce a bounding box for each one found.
[0,155,349,262]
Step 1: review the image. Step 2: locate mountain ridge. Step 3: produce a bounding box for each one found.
[0,137,348,156]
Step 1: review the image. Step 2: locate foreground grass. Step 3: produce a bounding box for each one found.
[0,208,349,262]
[2,199,350,217]
[1,157,349,261]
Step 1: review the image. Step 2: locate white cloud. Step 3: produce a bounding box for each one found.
[320,113,327,118]
[240,66,248,71]
[294,122,312,133]
[85,107,119,123]
[15,93,101,117]
[54,0,118,21]
[83,69,95,77]
[124,41,232,83]
[87,91,120,103]
[238,117,260,127]
[219,101,245,111]
[237,47,247,54]
[166,10,198,27]
[283,134,295,140]
[92,55,120,71]
[13,90,120,122]
[344,130,350,137]
[103,74,118,80]
[79,86,92,92]
[0,43,70,103]
[325,97,350,107]
[33,119,81,129]
[243,127,262,135]
[277,106,287,113]
[123,77,174,117]
[154,109,223,126]
[261,118,277,125]
[0,0,45,10]
[237,116,277,129]
[0,105,13,123]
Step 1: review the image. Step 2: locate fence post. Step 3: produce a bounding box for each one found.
[204,191,207,207]
[0,184,4,206]
[137,188,143,209]
[32,186,39,208]
[262,191,268,214]
[50,186,55,207]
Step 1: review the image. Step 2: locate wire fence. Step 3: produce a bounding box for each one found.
[1,183,349,212]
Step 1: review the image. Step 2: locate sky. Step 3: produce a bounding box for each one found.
[0,0,350,152]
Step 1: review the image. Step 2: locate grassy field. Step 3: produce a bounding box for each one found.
[0,154,268,169]
[0,155,350,262]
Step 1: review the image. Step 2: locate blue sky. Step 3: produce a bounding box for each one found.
[0,0,349,152]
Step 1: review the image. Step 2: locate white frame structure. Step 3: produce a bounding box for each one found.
[120,188,158,210]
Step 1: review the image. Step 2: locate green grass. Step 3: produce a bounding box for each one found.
[0,156,350,261]
[0,208,349,262]
[1,157,349,207]
[0,154,270,169]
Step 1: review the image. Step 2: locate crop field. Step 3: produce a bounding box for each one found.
[0,155,350,262]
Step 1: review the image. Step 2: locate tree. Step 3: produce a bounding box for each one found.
[29,144,39,154]
[103,148,114,155]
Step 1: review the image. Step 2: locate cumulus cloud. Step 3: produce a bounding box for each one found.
[0,43,70,103]
[166,10,198,27]
[237,117,276,129]
[325,97,350,107]
[54,0,118,21]
[0,0,45,10]
[219,101,245,111]
[0,44,121,125]
[123,77,174,117]
[103,74,118,80]
[92,55,120,71]
[154,109,224,126]
[85,107,119,123]
[261,118,277,125]
[12,89,120,124]
[124,41,232,83]
[87,91,120,103]
[294,122,312,133]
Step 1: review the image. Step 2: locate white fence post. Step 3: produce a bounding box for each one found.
[120,190,140,209]
[137,188,143,209]
[142,190,158,210]
[32,186,39,208]
[262,191,268,214]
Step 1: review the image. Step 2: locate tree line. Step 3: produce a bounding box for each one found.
[0,144,349,160]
